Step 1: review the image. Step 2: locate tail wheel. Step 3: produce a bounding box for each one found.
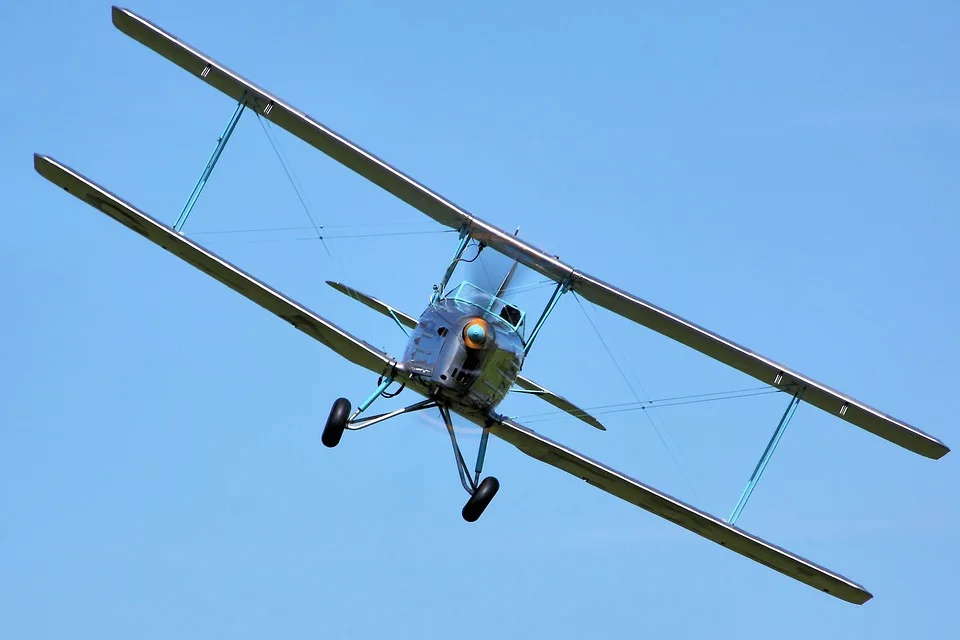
[462,476,500,522]
[321,398,351,448]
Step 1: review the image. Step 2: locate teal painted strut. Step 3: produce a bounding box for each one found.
[728,389,805,526]
[432,228,472,304]
[357,376,395,415]
[523,278,570,356]
[388,309,411,337]
[473,428,490,486]
[174,100,245,232]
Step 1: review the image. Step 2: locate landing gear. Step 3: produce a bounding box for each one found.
[462,476,499,522]
[438,405,500,522]
[321,386,436,447]
[322,397,351,448]
[321,380,502,521]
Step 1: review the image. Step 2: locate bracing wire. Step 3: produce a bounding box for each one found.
[194,228,456,243]
[253,110,335,260]
[573,291,701,498]
[513,387,781,423]
[189,225,453,237]
[623,348,697,476]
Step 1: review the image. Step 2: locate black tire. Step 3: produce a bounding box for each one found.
[462,476,500,522]
[321,397,351,448]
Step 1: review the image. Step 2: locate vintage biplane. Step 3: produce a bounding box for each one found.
[34,6,949,605]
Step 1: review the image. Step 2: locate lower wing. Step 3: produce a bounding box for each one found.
[489,415,872,605]
[33,154,396,378]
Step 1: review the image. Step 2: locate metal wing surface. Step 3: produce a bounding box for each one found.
[34,154,396,377]
[325,281,605,430]
[490,416,872,605]
[326,281,418,330]
[509,377,606,431]
[112,6,948,459]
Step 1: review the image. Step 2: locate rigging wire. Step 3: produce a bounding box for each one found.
[297,230,456,240]
[253,110,334,260]
[189,224,452,236]
[197,230,456,246]
[623,351,697,475]
[573,291,700,498]
[513,387,782,423]
[500,279,560,296]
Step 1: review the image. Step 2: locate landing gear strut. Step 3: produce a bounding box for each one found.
[321,380,500,521]
[438,404,499,522]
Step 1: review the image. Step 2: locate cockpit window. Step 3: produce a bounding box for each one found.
[499,304,522,326]
[441,281,526,331]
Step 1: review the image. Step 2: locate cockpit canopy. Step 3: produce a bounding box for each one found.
[441,281,526,333]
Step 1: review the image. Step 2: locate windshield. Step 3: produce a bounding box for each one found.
[443,281,526,331]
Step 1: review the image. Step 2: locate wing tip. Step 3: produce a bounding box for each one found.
[835,584,873,605]
[590,419,607,431]
[33,153,63,182]
[111,6,129,28]
[854,588,874,605]
[914,435,950,460]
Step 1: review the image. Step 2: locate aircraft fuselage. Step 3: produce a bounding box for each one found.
[402,293,525,415]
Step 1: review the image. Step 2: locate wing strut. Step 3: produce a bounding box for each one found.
[523,277,571,356]
[727,388,805,525]
[175,99,244,232]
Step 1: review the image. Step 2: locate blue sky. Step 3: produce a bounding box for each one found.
[3,0,959,637]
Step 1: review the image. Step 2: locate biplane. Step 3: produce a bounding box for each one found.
[34,6,949,606]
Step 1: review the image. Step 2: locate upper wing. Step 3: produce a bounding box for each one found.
[325,280,605,430]
[112,6,948,460]
[34,154,396,377]
[490,416,872,605]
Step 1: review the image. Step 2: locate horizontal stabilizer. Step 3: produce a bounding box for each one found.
[509,377,606,431]
[490,416,872,605]
[326,280,605,430]
[34,154,396,377]
[327,281,417,330]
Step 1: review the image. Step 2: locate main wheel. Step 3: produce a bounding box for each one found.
[462,476,500,522]
[321,398,351,448]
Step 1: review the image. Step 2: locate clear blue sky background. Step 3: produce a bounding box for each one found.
[3,1,958,637]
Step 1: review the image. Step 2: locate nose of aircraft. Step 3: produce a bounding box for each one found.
[463,318,489,349]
